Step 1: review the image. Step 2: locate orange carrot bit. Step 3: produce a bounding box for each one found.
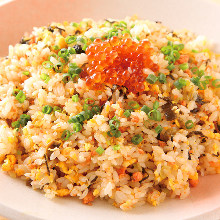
[82,191,95,206]
[116,167,126,178]
[132,116,139,123]
[158,140,166,147]
[185,69,192,77]
[189,179,199,187]
[209,161,220,168]
[138,148,145,154]
[176,54,189,64]
[180,100,186,106]
[118,126,127,133]
[132,172,143,182]
[91,151,97,157]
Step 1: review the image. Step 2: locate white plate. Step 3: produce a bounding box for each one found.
[0,0,220,219]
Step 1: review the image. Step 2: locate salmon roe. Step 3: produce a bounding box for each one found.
[82,35,159,93]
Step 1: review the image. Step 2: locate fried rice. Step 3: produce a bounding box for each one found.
[0,16,220,211]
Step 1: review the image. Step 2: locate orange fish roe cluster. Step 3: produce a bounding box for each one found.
[82,35,159,93]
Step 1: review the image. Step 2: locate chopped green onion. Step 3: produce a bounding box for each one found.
[42,61,53,69]
[65,36,76,44]
[22,71,30,76]
[42,105,53,114]
[40,73,50,83]
[77,36,87,44]
[12,114,30,129]
[190,76,200,86]
[128,101,140,110]
[155,125,163,134]
[54,62,64,73]
[68,116,78,124]
[131,134,143,145]
[136,36,140,41]
[173,44,184,51]
[15,90,26,103]
[12,89,20,97]
[171,50,180,61]
[72,94,79,102]
[124,109,132,118]
[107,129,121,138]
[91,105,101,114]
[167,63,175,71]
[174,78,187,90]
[148,109,161,121]
[71,22,79,27]
[212,79,220,88]
[192,49,198,53]
[19,114,30,127]
[141,105,151,114]
[53,106,62,113]
[53,45,59,51]
[153,101,159,110]
[96,146,105,155]
[179,63,189,71]
[61,130,72,141]
[113,144,120,151]
[84,98,95,106]
[185,120,194,129]
[73,122,83,132]
[109,116,120,130]
[68,47,76,54]
[146,74,158,84]
[158,73,166,84]
[12,121,21,129]
[62,73,72,83]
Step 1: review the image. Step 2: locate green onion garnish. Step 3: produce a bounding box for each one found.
[128,101,140,110]
[54,62,64,73]
[96,146,105,155]
[62,73,72,83]
[179,63,189,71]
[153,101,159,110]
[68,47,76,54]
[123,109,132,118]
[212,79,220,88]
[109,116,120,130]
[158,73,166,84]
[71,22,79,27]
[73,122,83,133]
[65,36,77,44]
[146,74,158,84]
[131,134,143,145]
[192,49,198,53]
[72,94,79,102]
[42,105,53,114]
[148,109,161,121]
[22,71,30,76]
[174,78,187,90]
[12,89,20,97]
[53,45,59,51]
[61,130,72,141]
[185,120,194,129]
[40,73,50,83]
[155,125,163,134]
[15,90,26,103]
[141,105,151,114]
[12,114,30,129]
[42,61,53,69]
[53,106,62,113]
[113,145,120,151]
[107,129,121,138]
[167,63,175,71]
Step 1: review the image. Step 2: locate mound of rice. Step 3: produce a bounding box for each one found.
[0,16,220,210]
